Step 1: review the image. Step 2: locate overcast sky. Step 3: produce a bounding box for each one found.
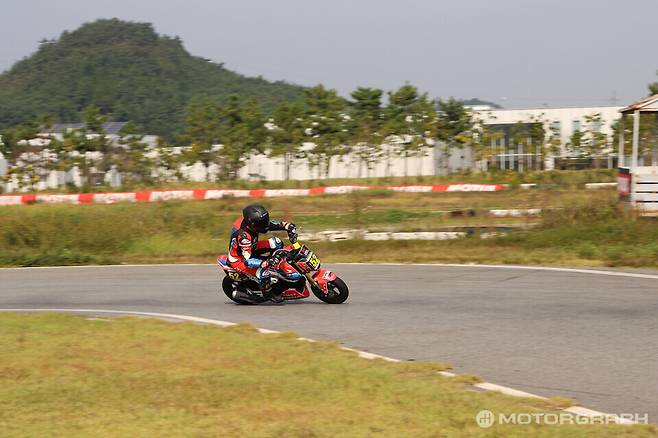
[1,0,656,108]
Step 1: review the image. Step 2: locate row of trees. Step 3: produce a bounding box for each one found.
[177,84,474,179]
[1,83,476,186]
[0,106,162,189]
[3,74,658,187]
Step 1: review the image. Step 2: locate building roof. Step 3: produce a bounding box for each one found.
[620,94,658,114]
[479,105,622,113]
[40,122,128,135]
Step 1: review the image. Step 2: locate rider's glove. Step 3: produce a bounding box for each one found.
[284,223,298,243]
[268,252,283,268]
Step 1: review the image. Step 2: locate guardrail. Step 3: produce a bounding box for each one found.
[0,184,504,206]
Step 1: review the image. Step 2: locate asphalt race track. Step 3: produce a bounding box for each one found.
[1,264,657,420]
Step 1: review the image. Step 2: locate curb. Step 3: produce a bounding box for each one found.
[0,308,636,425]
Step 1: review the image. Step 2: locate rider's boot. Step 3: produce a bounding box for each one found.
[260,271,284,303]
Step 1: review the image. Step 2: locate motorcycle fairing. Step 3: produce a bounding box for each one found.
[217,255,249,281]
[281,285,310,299]
[311,269,337,294]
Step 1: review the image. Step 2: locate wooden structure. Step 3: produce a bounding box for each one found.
[617,94,658,215]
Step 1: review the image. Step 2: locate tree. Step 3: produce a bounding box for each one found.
[546,122,563,160]
[82,105,114,174]
[52,127,89,179]
[436,98,472,173]
[217,96,266,179]
[564,113,613,168]
[179,96,267,180]
[179,99,223,164]
[649,70,658,95]
[113,122,154,183]
[82,105,108,135]
[153,137,183,182]
[507,115,546,171]
[566,129,584,157]
[302,85,349,178]
[469,117,505,171]
[382,85,439,177]
[348,87,385,178]
[580,113,610,166]
[0,122,40,159]
[268,101,306,180]
[0,115,61,191]
[0,164,41,192]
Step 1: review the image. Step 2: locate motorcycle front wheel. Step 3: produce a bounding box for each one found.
[313,277,349,304]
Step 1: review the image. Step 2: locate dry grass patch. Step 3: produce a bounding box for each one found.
[0,313,655,437]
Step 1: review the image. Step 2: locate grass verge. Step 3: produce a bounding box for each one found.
[1,313,655,437]
[1,188,656,268]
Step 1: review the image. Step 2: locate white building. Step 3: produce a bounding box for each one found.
[474,106,621,147]
[473,105,623,170]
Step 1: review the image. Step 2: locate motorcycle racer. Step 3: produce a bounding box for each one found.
[227,204,298,300]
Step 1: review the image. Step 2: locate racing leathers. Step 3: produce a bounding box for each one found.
[227,217,298,293]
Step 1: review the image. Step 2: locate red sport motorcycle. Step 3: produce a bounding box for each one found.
[217,242,349,304]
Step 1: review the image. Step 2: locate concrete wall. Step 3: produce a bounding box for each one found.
[0,153,7,177]
[1,146,448,192]
[237,144,440,181]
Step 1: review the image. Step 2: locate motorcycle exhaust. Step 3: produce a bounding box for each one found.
[232,289,262,304]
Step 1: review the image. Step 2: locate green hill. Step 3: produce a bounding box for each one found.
[0,19,304,140]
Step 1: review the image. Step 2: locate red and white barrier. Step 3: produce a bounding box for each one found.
[0,183,504,206]
[0,195,23,206]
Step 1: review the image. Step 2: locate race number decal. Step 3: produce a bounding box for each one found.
[228,272,241,280]
[308,254,320,270]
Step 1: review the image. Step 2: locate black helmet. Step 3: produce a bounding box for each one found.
[243,204,269,233]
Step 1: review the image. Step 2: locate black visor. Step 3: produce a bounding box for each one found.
[252,215,269,233]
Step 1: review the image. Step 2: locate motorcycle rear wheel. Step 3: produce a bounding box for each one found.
[313,277,349,304]
[222,276,256,305]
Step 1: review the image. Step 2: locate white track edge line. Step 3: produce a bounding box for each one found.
[1,262,657,280]
[0,308,634,425]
